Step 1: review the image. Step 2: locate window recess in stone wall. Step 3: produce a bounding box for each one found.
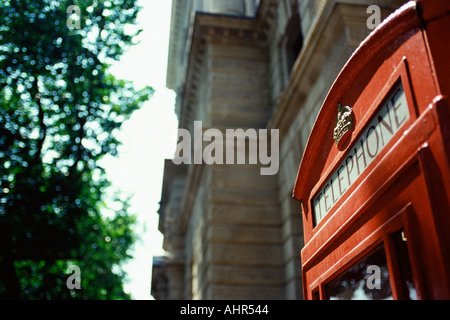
[281,12,303,87]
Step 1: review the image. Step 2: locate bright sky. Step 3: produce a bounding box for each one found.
[100,0,178,300]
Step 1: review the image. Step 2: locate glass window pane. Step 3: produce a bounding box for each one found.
[326,245,393,300]
[312,290,320,300]
[393,229,418,300]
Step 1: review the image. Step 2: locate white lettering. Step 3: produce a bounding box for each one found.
[67,5,81,30]
[193,121,203,164]
[172,122,279,175]
[313,82,409,225]
[366,265,381,289]
[366,5,381,30]
[203,128,224,165]
[180,304,214,317]
[66,265,81,290]
[173,128,191,165]
[225,128,258,165]
[258,129,279,176]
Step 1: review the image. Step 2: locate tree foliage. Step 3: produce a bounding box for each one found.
[0,0,153,299]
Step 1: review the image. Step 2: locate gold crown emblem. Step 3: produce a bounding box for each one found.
[333,103,354,148]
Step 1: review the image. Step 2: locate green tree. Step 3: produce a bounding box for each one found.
[0,0,153,299]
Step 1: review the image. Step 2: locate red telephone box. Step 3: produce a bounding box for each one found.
[293,0,450,300]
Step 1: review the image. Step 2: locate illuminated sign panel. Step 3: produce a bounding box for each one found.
[313,82,410,225]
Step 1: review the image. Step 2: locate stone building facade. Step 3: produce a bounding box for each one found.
[151,0,407,300]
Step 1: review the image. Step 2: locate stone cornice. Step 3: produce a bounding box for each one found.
[178,12,267,131]
[174,3,278,235]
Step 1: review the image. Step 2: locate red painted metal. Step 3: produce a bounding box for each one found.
[293,1,450,299]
